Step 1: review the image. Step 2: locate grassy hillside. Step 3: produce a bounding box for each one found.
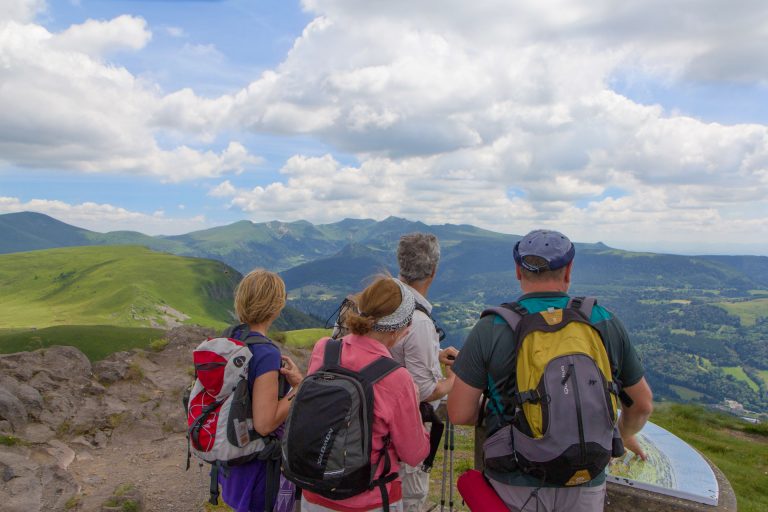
[0,325,164,361]
[283,328,332,349]
[0,245,240,329]
[652,404,768,512]
[0,211,94,253]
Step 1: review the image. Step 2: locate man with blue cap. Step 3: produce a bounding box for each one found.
[448,229,654,512]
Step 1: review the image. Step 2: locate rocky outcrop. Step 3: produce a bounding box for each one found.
[0,447,80,512]
[0,325,305,512]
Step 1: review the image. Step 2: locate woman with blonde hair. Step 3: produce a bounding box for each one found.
[218,269,303,512]
[299,276,430,512]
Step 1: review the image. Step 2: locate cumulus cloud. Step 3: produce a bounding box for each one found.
[2,0,767,251]
[0,0,44,23]
[52,15,151,56]
[191,0,768,250]
[0,196,209,235]
[0,11,260,181]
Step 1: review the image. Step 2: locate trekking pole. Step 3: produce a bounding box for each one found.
[448,421,455,512]
[440,417,450,512]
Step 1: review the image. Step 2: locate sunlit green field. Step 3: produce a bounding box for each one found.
[721,366,761,392]
[283,328,332,349]
[0,245,236,329]
[669,384,705,400]
[716,298,768,327]
[0,325,165,361]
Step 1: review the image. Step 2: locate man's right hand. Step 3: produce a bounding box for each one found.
[439,347,459,366]
[622,433,647,461]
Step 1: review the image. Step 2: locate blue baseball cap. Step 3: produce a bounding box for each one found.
[513,229,575,273]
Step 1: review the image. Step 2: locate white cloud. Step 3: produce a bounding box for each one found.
[0,0,45,23]
[52,15,151,56]
[165,26,185,38]
[209,180,236,198]
[2,1,768,252]
[0,196,209,235]
[0,13,260,181]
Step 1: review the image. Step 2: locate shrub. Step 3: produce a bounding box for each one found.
[148,338,169,352]
[64,495,80,510]
[0,434,21,446]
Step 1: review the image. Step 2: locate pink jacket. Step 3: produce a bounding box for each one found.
[303,335,430,511]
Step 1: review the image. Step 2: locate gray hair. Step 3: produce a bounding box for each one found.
[397,233,440,283]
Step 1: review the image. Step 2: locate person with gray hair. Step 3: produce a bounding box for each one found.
[390,233,458,512]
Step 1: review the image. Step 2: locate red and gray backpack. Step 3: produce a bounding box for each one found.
[185,324,283,508]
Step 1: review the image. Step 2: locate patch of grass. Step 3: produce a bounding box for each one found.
[108,412,127,429]
[148,337,169,352]
[122,501,139,512]
[126,361,144,381]
[204,495,234,511]
[721,366,760,392]
[716,298,768,327]
[283,328,332,349]
[114,484,135,497]
[426,424,472,511]
[56,419,72,437]
[0,434,22,446]
[0,325,164,361]
[65,495,81,510]
[670,328,696,336]
[652,403,768,512]
[669,384,705,400]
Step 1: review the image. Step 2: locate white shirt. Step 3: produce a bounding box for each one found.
[389,283,444,409]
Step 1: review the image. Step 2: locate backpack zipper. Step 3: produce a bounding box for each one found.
[568,362,587,464]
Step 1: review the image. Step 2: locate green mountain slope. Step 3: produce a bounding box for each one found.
[0,246,240,329]
[0,211,95,253]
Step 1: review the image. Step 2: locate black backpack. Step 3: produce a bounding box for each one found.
[281,339,401,509]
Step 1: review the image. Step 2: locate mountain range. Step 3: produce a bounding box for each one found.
[1,211,767,412]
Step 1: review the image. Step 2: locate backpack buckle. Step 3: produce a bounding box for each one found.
[513,390,542,407]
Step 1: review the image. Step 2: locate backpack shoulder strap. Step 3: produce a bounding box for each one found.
[414,301,447,342]
[221,323,247,340]
[323,338,343,368]
[359,356,401,385]
[221,323,272,345]
[414,302,430,318]
[480,301,529,332]
[567,296,596,320]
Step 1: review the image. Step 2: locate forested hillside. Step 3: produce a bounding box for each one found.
[1,212,766,412]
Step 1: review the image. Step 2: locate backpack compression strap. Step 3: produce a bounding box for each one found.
[565,297,634,407]
[370,436,399,512]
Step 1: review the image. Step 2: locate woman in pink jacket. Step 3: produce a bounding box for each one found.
[302,277,431,512]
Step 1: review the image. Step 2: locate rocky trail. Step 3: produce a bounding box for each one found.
[0,326,310,512]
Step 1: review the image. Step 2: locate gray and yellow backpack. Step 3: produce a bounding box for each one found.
[482,297,626,486]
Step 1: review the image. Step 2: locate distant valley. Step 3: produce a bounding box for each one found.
[1,211,767,413]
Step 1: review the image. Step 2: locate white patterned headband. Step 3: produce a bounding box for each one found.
[370,279,415,332]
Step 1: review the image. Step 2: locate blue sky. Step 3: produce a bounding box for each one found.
[1,0,767,254]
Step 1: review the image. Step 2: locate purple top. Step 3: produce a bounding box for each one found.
[219,338,282,512]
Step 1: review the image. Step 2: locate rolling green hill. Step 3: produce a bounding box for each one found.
[0,211,94,253]
[2,211,767,412]
[0,245,240,329]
